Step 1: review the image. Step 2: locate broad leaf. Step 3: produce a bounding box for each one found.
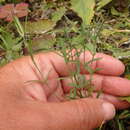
[71,0,95,25]
[0,0,5,3]
[51,7,66,22]
[97,0,112,10]
[31,34,55,51]
[24,20,55,34]
[111,7,129,17]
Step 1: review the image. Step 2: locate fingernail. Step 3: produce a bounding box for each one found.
[102,102,116,120]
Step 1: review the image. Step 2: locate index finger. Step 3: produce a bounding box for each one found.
[44,51,125,76]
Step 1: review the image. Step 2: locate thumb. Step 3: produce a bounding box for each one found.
[36,98,115,130]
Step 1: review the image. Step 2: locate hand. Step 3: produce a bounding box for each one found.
[0,51,129,130]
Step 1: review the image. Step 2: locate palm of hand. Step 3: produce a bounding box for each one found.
[3,54,64,103]
[1,52,130,109]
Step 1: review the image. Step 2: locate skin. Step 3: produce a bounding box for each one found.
[0,51,130,130]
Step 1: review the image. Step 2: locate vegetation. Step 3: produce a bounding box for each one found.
[0,0,130,129]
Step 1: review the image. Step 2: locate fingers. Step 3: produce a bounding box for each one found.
[0,95,115,130]
[62,74,130,97]
[46,51,125,77]
[101,76,130,96]
[88,75,130,97]
[31,98,115,130]
[91,93,130,109]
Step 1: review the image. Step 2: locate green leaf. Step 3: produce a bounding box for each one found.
[51,7,66,22]
[101,29,115,37]
[111,7,129,17]
[69,88,77,99]
[0,31,21,50]
[31,34,55,51]
[24,19,55,34]
[0,0,5,3]
[111,7,120,16]
[71,0,95,25]
[85,57,102,66]
[119,96,130,103]
[119,110,130,119]
[97,0,112,11]
[85,43,96,53]
[114,51,130,59]
[14,17,24,38]
[12,41,22,51]
[124,74,130,80]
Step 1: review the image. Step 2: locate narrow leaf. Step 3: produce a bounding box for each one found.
[119,96,130,103]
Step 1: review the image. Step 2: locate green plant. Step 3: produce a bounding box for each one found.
[0,26,22,65]
[50,18,103,99]
[0,0,130,129]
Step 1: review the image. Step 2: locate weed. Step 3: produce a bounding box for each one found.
[0,0,130,130]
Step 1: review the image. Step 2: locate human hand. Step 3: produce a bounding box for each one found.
[0,51,129,130]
